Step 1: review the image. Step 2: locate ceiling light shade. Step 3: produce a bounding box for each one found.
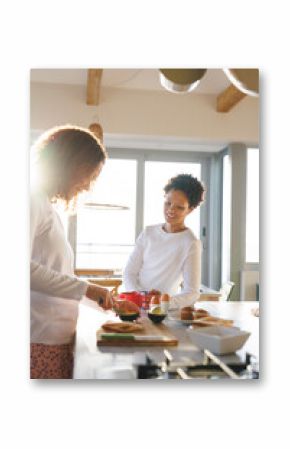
[223,69,259,97]
[159,69,207,93]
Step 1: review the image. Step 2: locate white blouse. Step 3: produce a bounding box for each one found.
[30,188,88,344]
[123,224,202,309]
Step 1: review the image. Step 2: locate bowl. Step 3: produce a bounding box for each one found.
[148,312,167,324]
[187,326,251,355]
[118,312,140,322]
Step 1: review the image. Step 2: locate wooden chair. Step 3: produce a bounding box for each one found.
[86,278,122,295]
[74,269,115,277]
[218,281,235,301]
[198,292,221,301]
[198,282,235,301]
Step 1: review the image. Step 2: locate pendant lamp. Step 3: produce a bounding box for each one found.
[159,69,207,93]
[223,69,259,97]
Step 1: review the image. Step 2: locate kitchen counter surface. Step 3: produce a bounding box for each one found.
[73,298,259,379]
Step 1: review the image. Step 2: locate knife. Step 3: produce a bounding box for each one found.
[100,333,172,341]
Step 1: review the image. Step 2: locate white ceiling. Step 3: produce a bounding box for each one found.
[30,68,231,94]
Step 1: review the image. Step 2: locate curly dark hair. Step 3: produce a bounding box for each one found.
[164,174,205,208]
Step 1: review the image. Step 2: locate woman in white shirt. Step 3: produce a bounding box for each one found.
[123,174,205,309]
[30,125,138,379]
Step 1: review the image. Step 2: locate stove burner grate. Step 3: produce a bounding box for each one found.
[136,351,259,380]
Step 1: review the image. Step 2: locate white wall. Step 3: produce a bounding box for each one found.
[30,82,259,146]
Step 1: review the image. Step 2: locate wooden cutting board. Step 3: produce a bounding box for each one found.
[97,316,178,347]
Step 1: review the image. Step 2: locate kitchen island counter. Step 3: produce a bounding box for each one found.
[73,298,259,379]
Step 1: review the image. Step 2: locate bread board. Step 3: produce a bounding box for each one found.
[97,316,178,347]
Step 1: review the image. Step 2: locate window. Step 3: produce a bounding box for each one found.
[144,161,202,237]
[246,148,259,263]
[76,159,137,269]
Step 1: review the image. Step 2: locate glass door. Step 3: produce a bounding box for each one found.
[76,158,137,270]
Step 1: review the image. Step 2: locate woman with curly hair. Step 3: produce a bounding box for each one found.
[30,125,138,379]
[123,174,205,309]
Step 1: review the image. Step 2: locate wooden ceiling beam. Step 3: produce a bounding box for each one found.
[216,84,246,112]
[86,69,103,105]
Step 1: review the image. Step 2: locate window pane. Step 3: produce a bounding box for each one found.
[144,161,201,238]
[246,149,259,263]
[76,159,137,269]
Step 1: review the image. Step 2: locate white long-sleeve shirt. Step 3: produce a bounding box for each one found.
[30,188,88,344]
[123,224,202,309]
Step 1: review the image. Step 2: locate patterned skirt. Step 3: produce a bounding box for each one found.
[30,340,75,379]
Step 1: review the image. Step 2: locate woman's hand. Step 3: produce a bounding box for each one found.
[149,289,161,295]
[85,284,113,310]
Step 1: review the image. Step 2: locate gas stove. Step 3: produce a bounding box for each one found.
[135,349,259,380]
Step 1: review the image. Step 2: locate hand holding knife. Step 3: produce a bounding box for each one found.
[85,284,114,310]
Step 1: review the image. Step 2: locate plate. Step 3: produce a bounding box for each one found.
[168,311,234,327]
[167,311,205,326]
[168,317,213,326]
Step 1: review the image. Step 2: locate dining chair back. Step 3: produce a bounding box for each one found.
[219,281,235,301]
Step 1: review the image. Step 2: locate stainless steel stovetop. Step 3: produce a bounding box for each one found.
[134,349,259,380]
